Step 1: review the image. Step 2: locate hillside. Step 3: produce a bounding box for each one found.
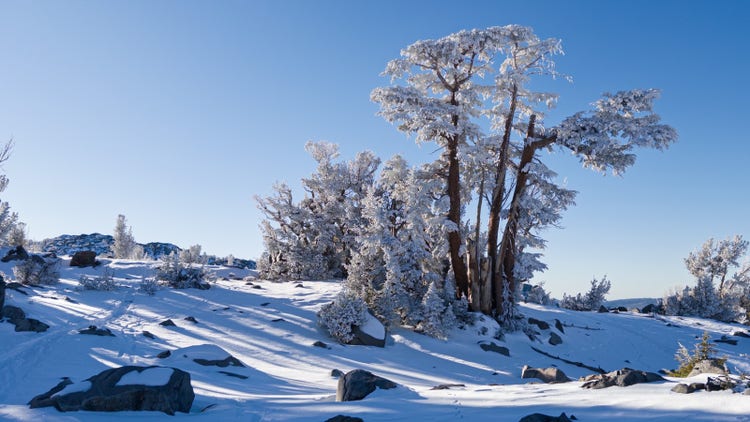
[31,233,256,269]
[1,258,750,421]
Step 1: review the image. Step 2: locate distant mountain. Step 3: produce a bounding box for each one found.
[32,233,255,269]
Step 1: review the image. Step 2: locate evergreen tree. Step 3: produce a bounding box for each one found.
[111,214,137,259]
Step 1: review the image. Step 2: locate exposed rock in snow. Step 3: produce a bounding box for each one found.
[29,365,194,415]
[336,369,397,402]
[580,368,664,389]
[521,365,571,383]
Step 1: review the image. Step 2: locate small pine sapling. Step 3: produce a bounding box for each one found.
[670,331,726,377]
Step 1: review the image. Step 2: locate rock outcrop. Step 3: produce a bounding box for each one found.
[29,366,194,415]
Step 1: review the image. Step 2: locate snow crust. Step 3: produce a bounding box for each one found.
[359,312,385,339]
[116,367,174,387]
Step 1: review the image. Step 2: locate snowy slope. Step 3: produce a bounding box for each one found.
[1,258,750,421]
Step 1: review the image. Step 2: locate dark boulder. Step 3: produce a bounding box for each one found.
[528,317,550,330]
[2,305,25,322]
[193,356,245,368]
[347,314,386,347]
[597,305,609,313]
[29,366,194,415]
[554,319,565,333]
[641,303,658,314]
[159,319,176,327]
[336,369,397,402]
[706,375,736,392]
[2,246,29,262]
[70,251,98,268]
[325,416,364,422]
[521,365,571,383]
[671,382,705,394]
[548,332,563,346]
[519,412,574,422]
[581,368,664,389]
[14,318,49,333]
[733,331,750,338]
[79,325,115,336]
[714,336,738,346]
[480,341,510,357]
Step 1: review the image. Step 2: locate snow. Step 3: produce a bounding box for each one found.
[1,256,750,420]
[116,367,174,387]
[359,312,384,340]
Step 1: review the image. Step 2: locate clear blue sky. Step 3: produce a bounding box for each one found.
[0,0,748,299]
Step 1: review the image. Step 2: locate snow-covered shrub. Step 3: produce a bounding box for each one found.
[418,279,458,339]
[561,276,611,311]
[138,277,160,296]
[670,331,725,377]
[13,256,60,285]
[156,252,213,289]
[524,282,552,305]
[317,292,368,343]
[78,268,117,291]
[179,244,207,265]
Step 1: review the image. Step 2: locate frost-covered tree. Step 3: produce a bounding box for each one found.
[256,142,380,280]
[560,275,611,311]
[180,244,207,265]
[0,140,24,247]
[111,214,137,259]
[343,155,458,336]
[373,25,676,327]
[664,235,749,322]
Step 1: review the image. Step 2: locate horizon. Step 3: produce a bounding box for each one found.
[1,0,748,299]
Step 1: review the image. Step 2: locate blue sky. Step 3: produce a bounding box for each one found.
[0,1,748,298]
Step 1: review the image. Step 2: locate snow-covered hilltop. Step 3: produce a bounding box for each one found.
[30,233,255,269]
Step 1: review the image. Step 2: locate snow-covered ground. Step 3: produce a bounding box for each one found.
[1,258,750,421]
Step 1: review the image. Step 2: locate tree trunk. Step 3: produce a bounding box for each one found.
[487,85,518,313]
[496,116,557,319]
[447,135,469,298]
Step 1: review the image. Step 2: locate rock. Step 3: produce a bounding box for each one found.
[193,356,245,368]
[548,332,563,346]
[313,341,331,349]
[706,375,736,391]
[336,369,397,402]
[687,359,727,377]
[69,251,98,268]
[2,305,25,322]
[143,331,156,339]
[14,318,49,333]
[641,303,658,314]
[479,342,510,357]
[157,350,171,359]
[528,317,550,330]
[581,368,664,389]
[714,335,738,346]
[597,305,609,313]
[671,383,693,394]
[348,313,386,347]
[519,412,574,422]
[430,383,465,390]
[184,316,198,323]
[159,319,176,327]
[554,319,564,333]
[78,325,115,336]
[29,365,194,415]
[616,306,628,312]
[331,369,344,378]
[1,245,29,262]
[732,331,750,338]
[521,365,571,383]
[325,416,364,422]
